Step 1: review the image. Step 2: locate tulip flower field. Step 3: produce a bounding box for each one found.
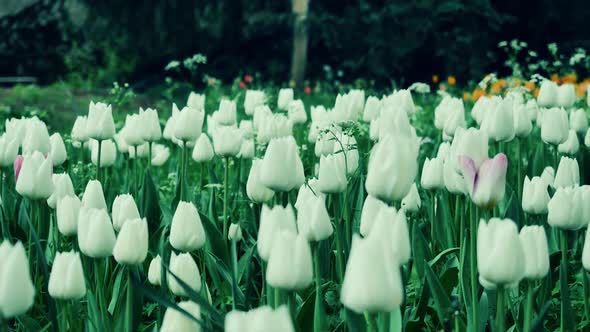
[2,78,590,332]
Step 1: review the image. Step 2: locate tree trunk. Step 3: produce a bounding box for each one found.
[290,0,310,88]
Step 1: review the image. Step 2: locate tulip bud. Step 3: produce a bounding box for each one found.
[522,176,550,215]
[459,153,508,209]
[174,106,204,142]
[259,136,305,192]
[513,105,532,138]
[288,99,307,124]
[449,127,489,170]
[583,227,590,271]
[71,116,88,143]
[111,194,140,232]
[277,88,294,110]
[519,226,549,280]
[57,195,81,236]
[15,152,54,200]
[160,301,201,332]
[557,84,576,108]
[586,128,590,148]
[340,234,404,313]
[238,139,255,159]
[295,179,322,209]
[228,223,243,242]
[333,133,359,175]
[78,207,116,258]
[257,113,293,144]
[266,230,313,290]
[148,255,162,286]
[541,107,569,145]
[314,134,334,157]
[192,133,214,162]
[0,241,35,318]
[401,183,421,212]
[558,130,580,155]
[170,201,206,252]
[368,206,411,264]
[537,80,558,107]
[90,139,116,167]
[113,218,148,265]
[48,251,86,300]
[540,166,555,188]
[215,99,237,126]
[570,109,588,134]
[257,204,297,261]
[421,157,444,190]
[46,173,74,209]
[49,133,67,166]
[86,101,116,140]
[362,96,381,122]
[212,126,242,157]
[0,134,18,167]
[81,180,107,210]
[369,119,380,141]
[443,102,466,138]
[443,157,467,195]
[477,218,525,289]
[359,195,387,236]
[168,252,201,296]
[140,108,162,141]
[525,99,539,122]
[225,305,295,332]
[317,154,347,193]
[22,118,51,154]
[246,159,275,203]
[480,97,515,142]
[554,156,580,188]
[548,187,585,230]
[378,108,416,141]
[151,144,170,166]
[366,133,418,203]
[244,90,266,115]
[296,192,333,242]
[187,92,205,110]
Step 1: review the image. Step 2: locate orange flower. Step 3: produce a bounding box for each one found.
[447,76,456,86]
[562,73,577,84]
[533,88,540,98]
[550,73,559,82]
[525,81,535,92]
[432,75,439,83]
[491,82,502,94]
[472,88,486,101]
[463,92,470,101]
[576,79,590,97]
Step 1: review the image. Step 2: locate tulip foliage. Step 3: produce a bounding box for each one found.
[2,82,590,332]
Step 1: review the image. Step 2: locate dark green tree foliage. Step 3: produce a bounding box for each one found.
[2,0,590,86]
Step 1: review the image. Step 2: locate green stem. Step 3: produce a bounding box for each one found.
[230,236,239,310]
[0,319,8,332]
[94,259,105,329]
[313,243,324,332]
[334,214,345,284]
[379,312,390,332]
[134,147,139,198]
[223,157,230,240]
[560,230,569,332]
[148,141,153,171]
[583,269,590,323]
[496,286,505,332]
[343,188,350,252]
[523,280,534,332]
[470,204,479,331]
[366,313,379,332]
[125,268,134,332]
[430,191,436,251]
[96,139,102,183]
[180,141,187,201]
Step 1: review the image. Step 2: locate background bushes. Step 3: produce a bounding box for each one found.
[1,0,590,87]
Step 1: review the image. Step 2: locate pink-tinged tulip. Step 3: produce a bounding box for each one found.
[14,155,24,180]
[459,153,508,209]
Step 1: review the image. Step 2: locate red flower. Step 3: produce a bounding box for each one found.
[244,75,253,83]
[239,81,247,89]
[304,86,311,94]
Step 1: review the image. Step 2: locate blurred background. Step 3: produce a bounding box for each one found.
[2,0,590,90]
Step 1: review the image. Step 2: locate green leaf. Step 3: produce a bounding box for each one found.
[424,263,452,326]
[200,212,230,264]
[296,289,316,332]
[345,309,367,332]
[411,222,432,282]
[108,267,125,315]
[142,171,162,230]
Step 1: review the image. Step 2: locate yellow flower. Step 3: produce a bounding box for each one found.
[447,76,456,86]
